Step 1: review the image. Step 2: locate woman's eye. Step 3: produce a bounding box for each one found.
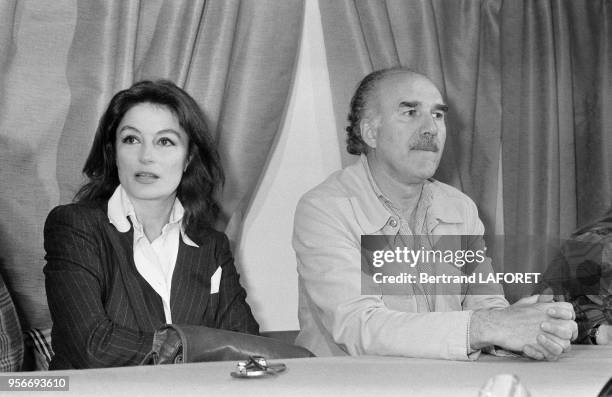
[158,137,175,146]
[121,136,139,144]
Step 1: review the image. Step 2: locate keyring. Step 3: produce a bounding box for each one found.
[230,356,287,378]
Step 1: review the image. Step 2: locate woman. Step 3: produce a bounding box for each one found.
[44,80,259,369]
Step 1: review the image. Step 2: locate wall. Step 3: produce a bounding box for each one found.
[235,0,341,331]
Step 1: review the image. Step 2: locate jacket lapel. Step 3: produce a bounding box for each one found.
[105,224,164,330]
[170,238,212,324]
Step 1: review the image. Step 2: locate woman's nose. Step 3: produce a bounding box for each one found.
[139,142,154,163]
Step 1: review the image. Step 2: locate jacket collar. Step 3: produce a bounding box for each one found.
[345,155,463,234]
[107,185,198,247]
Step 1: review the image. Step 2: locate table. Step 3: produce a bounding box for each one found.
[10,345,612,396]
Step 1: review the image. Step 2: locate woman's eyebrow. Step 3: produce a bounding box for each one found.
[156,129,181,136]
[118,125,141,134]
[118,126,182,137]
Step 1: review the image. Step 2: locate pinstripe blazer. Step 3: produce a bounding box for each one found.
[43,201,259,370]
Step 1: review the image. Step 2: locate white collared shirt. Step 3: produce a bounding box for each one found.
[107,185,198,324]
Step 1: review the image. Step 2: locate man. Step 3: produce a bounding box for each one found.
[292,67,577,361]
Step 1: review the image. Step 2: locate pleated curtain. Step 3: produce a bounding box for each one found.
[318,0,612,299]
[0,0,304,330]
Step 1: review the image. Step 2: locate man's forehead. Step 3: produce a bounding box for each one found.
[375,72,444,105]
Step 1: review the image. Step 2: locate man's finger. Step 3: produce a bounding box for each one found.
[536,334,564,360]
[545,304,575,320]
[540,330,572,353]
[541,320,576,340]
[522,344,545,360]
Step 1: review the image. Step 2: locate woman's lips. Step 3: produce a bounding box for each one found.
[134,172,159,183]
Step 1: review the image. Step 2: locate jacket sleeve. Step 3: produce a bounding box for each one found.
[460,199,509,311]
[44,205,154,369]
[294,195,480,360]
[212,233,260,335]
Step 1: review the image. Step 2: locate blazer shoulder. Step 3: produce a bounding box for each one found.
[187,226,229,250]
[45,201,108,229]
[43,201,109,272]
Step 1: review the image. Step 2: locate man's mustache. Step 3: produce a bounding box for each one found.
[410,136,439,152]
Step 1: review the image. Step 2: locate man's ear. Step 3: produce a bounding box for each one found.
[360,118,378,149]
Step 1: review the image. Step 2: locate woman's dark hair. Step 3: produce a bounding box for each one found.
[75,80,224,241]
[346,67,415,155]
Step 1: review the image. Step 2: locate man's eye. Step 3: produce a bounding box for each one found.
[158,137,175,146]
[121,136,139,144]
[403,109,417,116]
[433,112,446,120]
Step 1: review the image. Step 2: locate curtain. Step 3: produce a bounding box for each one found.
[319,0,612,300]
[501,0,612,299]
[0,0,304,330]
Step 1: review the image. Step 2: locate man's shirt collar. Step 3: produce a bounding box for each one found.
[357,154,462,233]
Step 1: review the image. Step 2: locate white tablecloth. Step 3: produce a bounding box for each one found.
[11,345,612,396]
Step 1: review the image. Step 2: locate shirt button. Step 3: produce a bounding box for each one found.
[389,219,398,228]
